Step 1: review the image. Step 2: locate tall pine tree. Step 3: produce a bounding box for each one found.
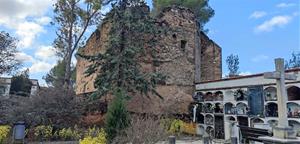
[80,0,166,141]
[153,0,214,30]
[82,0,165,99]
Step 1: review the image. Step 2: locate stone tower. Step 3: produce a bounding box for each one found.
[76,6,222,114]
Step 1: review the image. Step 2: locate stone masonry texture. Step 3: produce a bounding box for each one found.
[76,6,222,114]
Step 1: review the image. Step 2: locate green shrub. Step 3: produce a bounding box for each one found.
[58,126,81,141]
[80,128,106,144]
[34,125,53,141]
[0,125,11,143]
[168,119,184,134]
[105,89,130,142]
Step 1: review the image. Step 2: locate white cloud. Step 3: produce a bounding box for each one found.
[0,0,53,19]
[15,52,34,62]
[249,11,267,19]
[29,61,54,73]
[240,71,252,76]
[251,55,269,62]
[255,15,292,32]
[276,3,296,8]
[35,45,57,61]
[35,16,51,25]
[0,0,53,48]
[16,22,45,48]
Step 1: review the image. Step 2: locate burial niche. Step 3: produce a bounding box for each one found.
[225,103,235,114]
[206,126,214,138]
[205,92,214,101]
[287,86,300,101]
[236,102,248,115]
[250,118,264,127]
[214,103,223,113]
[264,87,277,101]
[197,114,204,124]
[237,116,249,126]
[204,103,214,113]
[289,120,300,136]
[265,102,278,117]
[193,92,204,102]
[214,91,223,101]
[287,102,300,118]
[214,115,225,139]
[234,89,247,101]
[205,114,214,125]
[224,90,235,101]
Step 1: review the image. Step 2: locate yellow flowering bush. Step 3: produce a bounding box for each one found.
[0,125,11,143]
[182,122,197,135]
[168,119,184,134]
[167,119,197,135]
[34,125,53,140]
[58,126,81,141]
[80,128,106,144]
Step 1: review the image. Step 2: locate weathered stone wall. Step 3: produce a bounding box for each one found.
[76,21,111,94]
[75,6,222,113]
[200,32,222,82]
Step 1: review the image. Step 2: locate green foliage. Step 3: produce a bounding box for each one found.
[0,31,21,75]
[285,52,300,69]
[10,69,33,96]
[81,0,166,99]
[164,119,196,135]
[0,125,11,144]
[34,125,53,141]
[2,87,83,128]
[153,0,214,29]
[43,60,76,88]
[105,89,130,142]
[226,54,240,77]
[80,128,107,144]
[53,0,102,88]
[57,126,81,141]
[168,119,184,134]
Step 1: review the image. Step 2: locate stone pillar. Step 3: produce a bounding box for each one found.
[276,59,289,129]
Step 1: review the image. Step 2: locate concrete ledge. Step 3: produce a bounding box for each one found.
[259,136,300,144]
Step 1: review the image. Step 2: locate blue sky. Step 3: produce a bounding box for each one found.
[0,0,299,85]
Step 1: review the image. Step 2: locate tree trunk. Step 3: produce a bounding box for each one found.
[64,52,72,89]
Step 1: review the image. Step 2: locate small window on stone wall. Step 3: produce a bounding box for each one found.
[181,40,187,52]
[172,34,177,39]
[95,29,100,40]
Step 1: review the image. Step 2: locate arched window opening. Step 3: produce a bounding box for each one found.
[287,86,300,101]
[225,103,235,114]
[287,102,300,118]
[265,103,278,117]
[214,91,223,101]
[264,87,277,101]
[214,103,223,113]
[236,103,248,115]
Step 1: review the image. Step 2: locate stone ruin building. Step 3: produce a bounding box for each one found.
[192,68,300,141]
[76,6,222,114]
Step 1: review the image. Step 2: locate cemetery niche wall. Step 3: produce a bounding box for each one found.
[192,68,300,140]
